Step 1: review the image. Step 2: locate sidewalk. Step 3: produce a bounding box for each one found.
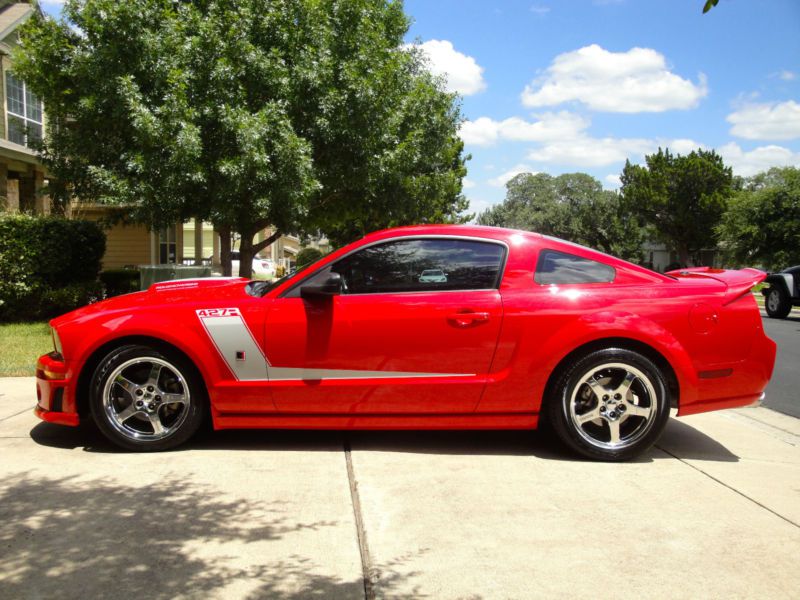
[1,376,798,599]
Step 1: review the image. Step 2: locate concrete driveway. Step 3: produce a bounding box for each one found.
[1,376,799,599]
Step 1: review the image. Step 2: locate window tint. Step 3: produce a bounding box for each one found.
[332,238,505,294]
[535,249,615,285]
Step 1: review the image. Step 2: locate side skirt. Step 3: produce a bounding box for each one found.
[212,412,539,431]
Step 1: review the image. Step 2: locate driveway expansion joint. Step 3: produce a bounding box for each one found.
[656,444,800,529]
[344,440,378,600]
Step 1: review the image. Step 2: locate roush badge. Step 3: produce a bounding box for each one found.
[196,308,241,318]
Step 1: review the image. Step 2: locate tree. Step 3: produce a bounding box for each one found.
[717,167,800,270]
[15,0,468,278]
[619,148,733,266]
[478,172,644,262]
[295,247,324,269]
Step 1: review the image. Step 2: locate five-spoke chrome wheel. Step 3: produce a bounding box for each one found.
[102,357,191,441]
[548,348,671,461]
[568,362,657,451]
[90,345,205,451]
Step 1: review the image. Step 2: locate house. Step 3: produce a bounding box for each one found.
[0,1,49,215]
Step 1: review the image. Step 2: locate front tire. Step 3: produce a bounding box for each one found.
[547,348,671,461]
[89,344,206,451]
[765,286,791,319]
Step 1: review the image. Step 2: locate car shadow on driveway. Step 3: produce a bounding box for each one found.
[29,416,739,463]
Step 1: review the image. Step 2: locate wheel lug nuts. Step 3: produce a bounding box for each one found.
[136,389,143,396]
[614,393,621,400]
[135,401,143,408]
[600,406,606,413]
[602,395,609,401]
[148,403,155,410]
[155,396,161,403]
[618,404,625,411]
[609,411,617,418]
[147,386,154,392]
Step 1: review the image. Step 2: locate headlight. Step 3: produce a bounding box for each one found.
[51,327,63,359]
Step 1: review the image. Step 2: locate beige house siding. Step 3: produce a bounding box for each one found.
[101,223,151,269]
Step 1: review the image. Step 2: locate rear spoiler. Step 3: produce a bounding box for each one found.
[665,267,766,305]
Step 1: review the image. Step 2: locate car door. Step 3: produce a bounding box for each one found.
[264,237,506,413]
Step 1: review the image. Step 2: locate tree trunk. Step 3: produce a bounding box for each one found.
[219,225,232,276]
[239,229,283,280]
[239,234,255,279]
[677,244,690,268]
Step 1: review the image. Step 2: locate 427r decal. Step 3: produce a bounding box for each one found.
[196,308,242,318]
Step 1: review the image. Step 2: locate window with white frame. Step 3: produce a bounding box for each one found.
[6,72,43,147]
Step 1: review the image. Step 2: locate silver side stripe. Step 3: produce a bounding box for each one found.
[197,308,474,382]
[266,367,472,381]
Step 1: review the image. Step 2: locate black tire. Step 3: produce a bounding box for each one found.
[765,286,791,319]
[89,344,206,451]
[547,348,671,461]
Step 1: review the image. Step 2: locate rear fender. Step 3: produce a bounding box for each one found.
[534,310,699,406]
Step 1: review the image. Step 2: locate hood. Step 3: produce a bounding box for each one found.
[51,277,250,328]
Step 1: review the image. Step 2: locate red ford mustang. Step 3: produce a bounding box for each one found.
[35,225,776,460]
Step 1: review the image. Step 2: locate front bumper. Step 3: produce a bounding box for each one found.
[34,353,80,427]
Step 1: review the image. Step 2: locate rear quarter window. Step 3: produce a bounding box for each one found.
[535,249,615,285]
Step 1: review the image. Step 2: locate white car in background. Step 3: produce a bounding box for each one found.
[231,251,276,279]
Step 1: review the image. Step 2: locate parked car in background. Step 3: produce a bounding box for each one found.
[231,251,276,279]
[35,225,775,461]
[762,265,800,318]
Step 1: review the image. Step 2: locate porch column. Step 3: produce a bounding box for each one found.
[33,169,50,214]
[212,228,221,267]
[0,163,8,212]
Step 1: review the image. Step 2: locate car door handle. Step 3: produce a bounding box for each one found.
[447,311,491,327]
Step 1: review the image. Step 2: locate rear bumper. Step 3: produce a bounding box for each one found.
[678,333,776,416]
[34,353,80,427]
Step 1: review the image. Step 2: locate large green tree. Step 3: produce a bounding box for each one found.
[717,167,800,270]
[15,0,468,277]
[619,148,733,267]
[478,172,645,262]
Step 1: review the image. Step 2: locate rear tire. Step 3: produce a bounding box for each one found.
[547,348,671,461]
[765,286,791,319]
[89,344,206,451]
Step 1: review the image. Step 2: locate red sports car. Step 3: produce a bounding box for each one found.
[35,225,776,460]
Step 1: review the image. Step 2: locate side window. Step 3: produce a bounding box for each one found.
[332,238,505,294]
[535,249,615,285]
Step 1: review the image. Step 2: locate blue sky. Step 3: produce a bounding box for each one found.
[41,0,800,217]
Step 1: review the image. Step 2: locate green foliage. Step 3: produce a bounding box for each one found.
[295,247,324,269]
[0,215,105,321]
[15,0,469,277]
[100,268,141,297]
[478,172,645,262]
[620,148,733,266]
[717,167,800,270]
[703,0,720,14]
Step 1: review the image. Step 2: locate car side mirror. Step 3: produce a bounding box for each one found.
[300,272,342,299]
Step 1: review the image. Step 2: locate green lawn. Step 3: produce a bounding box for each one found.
[0,322,52,377]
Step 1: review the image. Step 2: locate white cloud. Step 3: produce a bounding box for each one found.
[467,197,498,217]
[530,5,550,15]
[409,40,486,96]
[718,142,800,177]
[726,100,800,141]
[604,174,621,190]
[777,70,796,81]
[521,44,707,112]
[527,136,653,167]
[488,165,536,187]
[462,178,476,189]
[665,138,705,155]
[459,111,589,146]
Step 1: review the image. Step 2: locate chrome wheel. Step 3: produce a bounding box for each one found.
[101,356,191,442]
[568,362,658,451]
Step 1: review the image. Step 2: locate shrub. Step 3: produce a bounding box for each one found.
[100,268,140,297]
[0,214,106,321]
[296,247,323,269]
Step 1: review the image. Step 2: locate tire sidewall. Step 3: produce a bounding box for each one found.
[89,344,206,451]
[548,348,671,461]
[765,287,791,319]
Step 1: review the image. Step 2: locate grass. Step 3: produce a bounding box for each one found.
[0,322,52,377]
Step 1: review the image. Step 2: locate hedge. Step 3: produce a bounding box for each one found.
[0,214,106,321]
